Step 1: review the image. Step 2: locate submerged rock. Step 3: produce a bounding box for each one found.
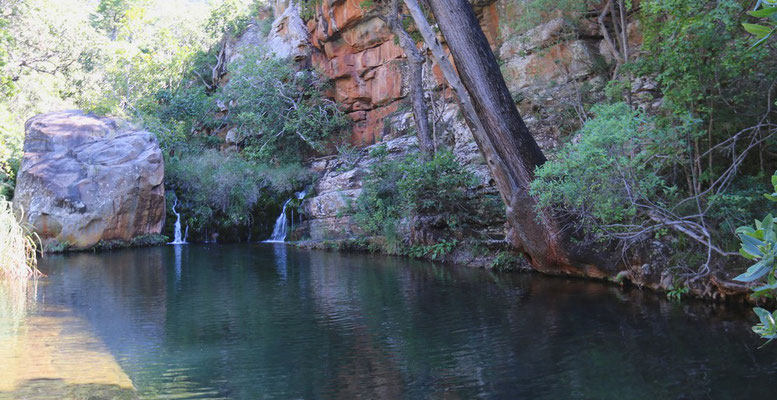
[13,111,165,250]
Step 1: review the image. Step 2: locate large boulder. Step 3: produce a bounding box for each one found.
[13,111,165,250]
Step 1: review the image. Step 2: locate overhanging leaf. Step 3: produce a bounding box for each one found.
[749,7,777,18]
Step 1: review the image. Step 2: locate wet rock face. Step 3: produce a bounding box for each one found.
[13,111,165,250]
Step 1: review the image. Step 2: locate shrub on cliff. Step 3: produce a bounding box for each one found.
[219,50,350,164]
[353,147,476,247]
[0,135,20,201]
[531,101,774,278]
[166,148,312,239]
[530,103,686,237]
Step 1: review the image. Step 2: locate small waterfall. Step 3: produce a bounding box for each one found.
[169,199,187,245]
[265,198,292,243]
[264,190,306,243]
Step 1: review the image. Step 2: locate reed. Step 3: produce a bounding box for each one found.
[0,200,40,279]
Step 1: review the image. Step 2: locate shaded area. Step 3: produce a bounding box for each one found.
[0,300,135,399]
[0,380,136,400]
[25,244,777,399]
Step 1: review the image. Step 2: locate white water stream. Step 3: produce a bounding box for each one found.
[264,190,306,243]
[169,199,188,245]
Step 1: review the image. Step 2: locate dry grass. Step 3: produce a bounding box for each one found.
[0,200,40,279]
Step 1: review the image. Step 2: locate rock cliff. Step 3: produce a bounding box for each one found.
[223,0,648,265]
[13,111,165,250]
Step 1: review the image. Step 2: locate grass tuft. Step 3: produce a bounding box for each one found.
[0,200,41,279]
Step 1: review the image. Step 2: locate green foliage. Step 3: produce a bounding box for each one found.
[506,0,590,35]
[666,284,690,302]
[530,103,687,235]
[358,0,375,11]
[742,0,777,48]
[91,0,136,38]
[353,147,476,239]
[138,86,215,150]
[219,50,349,163]
[93,234,168,251]
[166,147,312,236]
[751,307,777,343]
[407,239,458,260]
[205,0,261,37]
[44,240,71,254]
[490,251,521,272]
[638,0,776,120]
[397,150,477,223]
[350,146,478,258]
[735,172,777,343]
[298,0,319,20]
[0,132,20,201]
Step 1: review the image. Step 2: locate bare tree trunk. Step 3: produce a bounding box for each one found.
[406,0,617,275]
[384,0,434,156]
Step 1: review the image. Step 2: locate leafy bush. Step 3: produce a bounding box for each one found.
[220,50,350,163]
[638,0,776,122]
[0,145,19,201]
[204,0,262,37]
[353,147,477,250]
[397,150,478,224]
[166,148,312,239]
[138,86,216,150]
[530,103,687,237]
[734,173,777,343]
[352,146,405,237]
[505,0,591,35]
[490,251,522,272]
[406,239,458,260]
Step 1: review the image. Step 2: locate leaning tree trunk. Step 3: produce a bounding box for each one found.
[411,0,617,275]
[385,0,435,156]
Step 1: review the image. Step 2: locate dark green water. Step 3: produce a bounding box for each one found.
[23,244,777,398]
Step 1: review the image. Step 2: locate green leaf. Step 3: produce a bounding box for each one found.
[743,23,773,38]
[751,29,776,48]
[754,307,776,326]
[734,260,772,282]
[736,225,757,235]
[754,281,777,293]
[740,248,758,260]
[741,233,766,252]
[749,7,777,18]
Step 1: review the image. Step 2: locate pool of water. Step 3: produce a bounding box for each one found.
[2,243,777,399]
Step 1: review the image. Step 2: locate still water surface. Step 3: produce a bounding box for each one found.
[3,244,777,399]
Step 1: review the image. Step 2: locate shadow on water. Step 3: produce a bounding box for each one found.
[5,244,777,399]
[0,277,136,399]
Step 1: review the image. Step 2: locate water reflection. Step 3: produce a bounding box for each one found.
[0,277,134,398]
[0,278,37,334]
[272,243,287,282]
[9,244,777,399]
[174,243,182,283]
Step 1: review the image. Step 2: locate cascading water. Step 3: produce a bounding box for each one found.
[265,199,292,243]
[264,190,306,243]
[169,199,187,245]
